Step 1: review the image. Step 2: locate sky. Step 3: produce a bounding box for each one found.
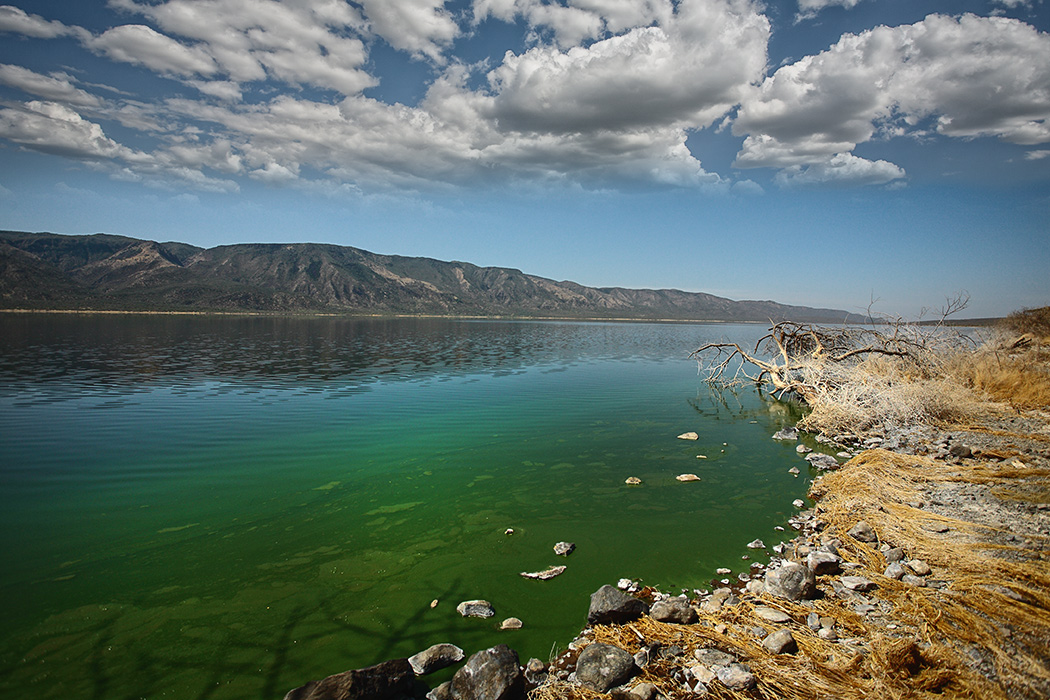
[0,0,1048,319]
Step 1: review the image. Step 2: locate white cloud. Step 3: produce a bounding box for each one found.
[733,13,1050,183]
[796,0,864,21]
[88,24,218,77]
[1025,149,1050,160]
[187,80,243,102]
[0,64,103,109]
[0,101,131,159]
[472,0,673,46]
[774,153,905,187]
[0,5,88,40]
[358,0,459,63]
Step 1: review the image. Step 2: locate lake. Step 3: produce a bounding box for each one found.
[0,314,816,700]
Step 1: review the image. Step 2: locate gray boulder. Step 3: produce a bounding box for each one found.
[762,629,798,655]
[764,562,817,601]
[450,645,524,700]
[773,428,798,441]
[409,644,465,676]
[283,658,414,700]
[575,643,636,692]
[806,453,841,470]
[649,597,698,624]
[884,562,907,580]
[884,547,905,563]
[588,585,649,625]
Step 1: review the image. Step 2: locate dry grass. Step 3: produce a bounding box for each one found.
[948,346,1050,412]
[1002,306,1050,339]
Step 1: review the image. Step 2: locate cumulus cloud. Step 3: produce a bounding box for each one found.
[0,64,103,109]
[358,0,459,63]
[774,153,905,187]
[733,13,1050,183]
[0,4,87,40]
[796,0,865,21]
[473,0,673,47]
[108,0,375,94]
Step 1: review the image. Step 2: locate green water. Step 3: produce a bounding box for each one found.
[0,315,813,699]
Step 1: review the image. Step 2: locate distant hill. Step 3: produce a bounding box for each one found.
[0,230,865,322]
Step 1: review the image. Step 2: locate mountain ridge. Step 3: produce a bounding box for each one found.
[0,230,866,322]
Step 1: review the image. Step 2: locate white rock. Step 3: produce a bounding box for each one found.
[677,432,699,440]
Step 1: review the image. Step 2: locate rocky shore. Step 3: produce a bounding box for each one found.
[283,409,1050,700]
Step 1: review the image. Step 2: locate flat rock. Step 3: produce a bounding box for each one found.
[588,585,649,625]
[792,499,806,508]
[762,629,798,655]
[650,597,698,624]
[283,658,414,700]
[848,521,878,543]
[773,428,798,441]
[520,565,566,580]
[693,647,735,668]
[764,562,817,601]
[457,600,495,618]
[796,444,813,454]
[677,432,699,440]
[884,547,905,563]
[921,522,950,533]
[753,607,791,624]
[902,574,927,587]
[625,476,642,485]
[450,645,524,700]
[500,618,523,630]
[575,643,636,693]
[676,473,701,482]
[554,542,576,556]
[805,453,841,470]
[788,466,801,475]
[746,539,765,549]
[716,663,755,691]
[841,576,878,592]
[409,644,465,676]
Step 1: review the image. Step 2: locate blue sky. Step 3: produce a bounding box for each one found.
[1,0,1047,318]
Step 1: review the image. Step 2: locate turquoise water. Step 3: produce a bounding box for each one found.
[0,315,812,700]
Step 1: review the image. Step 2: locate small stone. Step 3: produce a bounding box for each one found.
[427,681,453,700]
[762,629,797,655]
[524,658,548,686]
[687,664,716,685]
[806,612,820,630]
[948,443,973,459]
[457,600,495,618]
[841,576,878,592]
[773,428,798,441]
[753,607,791,624]
[819,616,836,630]
[553,542,576,556]
[625,682,658,700]
[409,644,466,676]
[848,521,877,543]
[907,559,932,576]
[617,578,634,590]
[884,547,905,563]
[500,617,523,630]
[792,499,805,508]
[745,579,766,595]
[818,627,838,641]
[884,563,906,580]
[678,432,699,440]
[806,453,841,470]
[716,663,755,691]
[921,522,950,533]
[625,476,642,485]
[716,567,732,575]
[430,599,439,608]
[902,574,927,587]
[505,528,514,535]
[676,473,701,482]
[746,539,765,549]
[796,445,812,454]
[836,451,852,459]
[788,466,801,475]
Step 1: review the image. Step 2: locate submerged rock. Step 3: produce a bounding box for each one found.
[520,565,566,580]
[450,645,524,700]
[554,542,576,556]
[747,539,766,549]
[457,600,496,618]
[625,477,642,485]
[575,643,636,692]
[283,658,414,700]
[773,428,799,441]
[588,585,649,625]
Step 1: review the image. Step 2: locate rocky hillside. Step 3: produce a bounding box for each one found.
[0,231,864,322]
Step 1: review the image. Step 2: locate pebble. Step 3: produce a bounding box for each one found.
[907,559,932,576]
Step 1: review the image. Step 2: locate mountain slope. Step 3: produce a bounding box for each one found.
[0,231,863,322]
